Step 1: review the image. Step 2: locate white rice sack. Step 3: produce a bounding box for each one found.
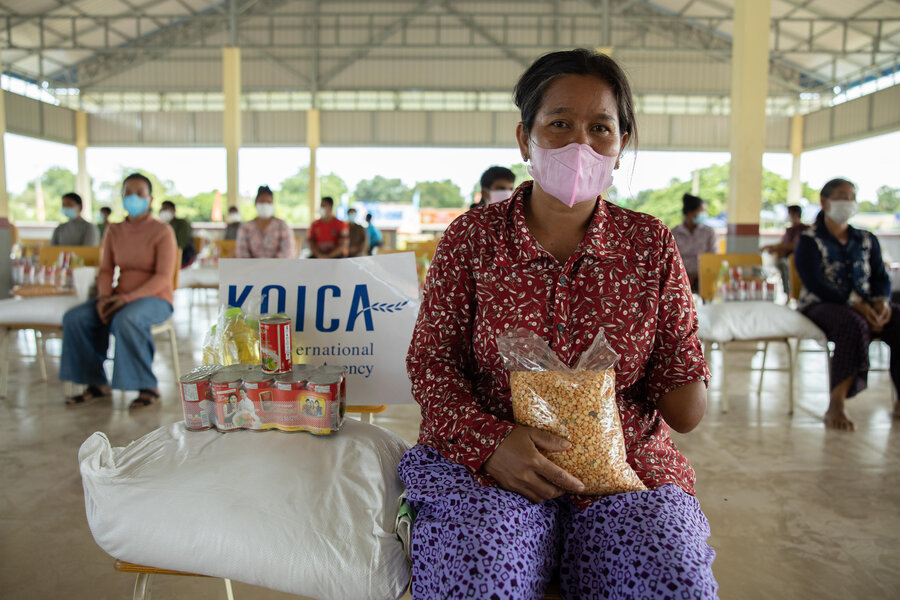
[79,419,411,600]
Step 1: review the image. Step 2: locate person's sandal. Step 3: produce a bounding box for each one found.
[129,389,160,409]
[65,385,108,406]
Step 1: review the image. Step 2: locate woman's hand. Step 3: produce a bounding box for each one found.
[97,295,126,325]
[852,301,884,334]
[873,299,892,329]
[483,426,585,504]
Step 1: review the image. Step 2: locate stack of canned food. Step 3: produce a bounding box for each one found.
[179,314,347,435]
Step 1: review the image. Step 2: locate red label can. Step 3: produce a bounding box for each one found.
[243,371,275,426]
[260,315,293,374]
[306,373,343,434]
[273,367,309,430]
[179,365,219,431]
[211,370,243,432]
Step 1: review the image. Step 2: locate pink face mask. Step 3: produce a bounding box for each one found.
[526,141,616,207]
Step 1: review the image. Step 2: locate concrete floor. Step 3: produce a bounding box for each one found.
[1,289,898,600]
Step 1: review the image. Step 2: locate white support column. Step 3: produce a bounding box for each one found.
[727,0,771,253]
[75,110,92,219]
[0,58,11,298]
[223,47,242,210]
[307,108,321,224]
[787,114,804,206]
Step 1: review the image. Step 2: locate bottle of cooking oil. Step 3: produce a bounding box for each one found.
[222,307,260,365]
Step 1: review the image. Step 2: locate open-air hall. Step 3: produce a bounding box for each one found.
[1,1,899,599]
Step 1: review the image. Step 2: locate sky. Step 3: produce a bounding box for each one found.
[4,130,899,208]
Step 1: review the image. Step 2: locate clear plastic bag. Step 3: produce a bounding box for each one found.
[497,328,646,496]
[201,305,260,366]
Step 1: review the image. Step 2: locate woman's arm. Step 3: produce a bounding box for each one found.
[96,228,115,297]
[407,221,516,472]
[867,233,892,302]
[658,382,706,433]
[793,235,847,304]
[408,221,581,502]
[235,223,252,258]
[646,227,710,427]
[277,221,295,258]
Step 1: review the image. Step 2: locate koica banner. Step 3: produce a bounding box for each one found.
[219,254,419,405]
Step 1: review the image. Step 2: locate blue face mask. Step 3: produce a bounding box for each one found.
[123,194,150,217]
[61,207,78,220]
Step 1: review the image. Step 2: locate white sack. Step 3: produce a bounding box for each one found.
[79,419,411,600]
[696,301,827,345]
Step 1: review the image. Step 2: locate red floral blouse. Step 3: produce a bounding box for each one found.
[407,182,710,500]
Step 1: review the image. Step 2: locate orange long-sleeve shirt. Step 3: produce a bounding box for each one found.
[97,216,177,305]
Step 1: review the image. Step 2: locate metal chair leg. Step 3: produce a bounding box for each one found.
[224,578,235,600]
[168,328,180,384]
[757,341,769,396]
[0,328,12,398]
[34,330,48,381]
[785,339,794,415]
[720,343,729,414]
[133,572,151,600]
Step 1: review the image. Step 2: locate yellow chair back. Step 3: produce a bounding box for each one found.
[39,245,101,267]
[788,254,803,301]
[407,239,440,263]
[215,239,237,259]
[698,253,763,302]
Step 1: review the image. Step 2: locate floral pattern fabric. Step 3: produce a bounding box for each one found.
[235,217,295,259]
[795,211,891,311]
[407,182,709,503]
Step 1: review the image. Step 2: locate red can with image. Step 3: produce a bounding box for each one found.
[211,370,243,432]
[273,367,309,430]
[260,315,293,374]
[306,373,343,434]
[244,371,275,417]
[179,366,219,431]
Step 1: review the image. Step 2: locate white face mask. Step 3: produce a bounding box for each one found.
[158,210,174,223]
[488,189,513,204]
[826,200,857,225]
[227,212,241,223]
[347,212,357,223]
[256,203,275,219]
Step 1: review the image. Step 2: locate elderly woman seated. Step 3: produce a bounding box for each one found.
[794,178,898,430]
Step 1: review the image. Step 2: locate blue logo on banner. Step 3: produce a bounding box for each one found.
[227,284,409,333]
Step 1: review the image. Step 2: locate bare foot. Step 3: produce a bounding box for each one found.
[824,408,856,431]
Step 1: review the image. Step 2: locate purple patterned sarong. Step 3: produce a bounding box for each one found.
[399,445,719,600]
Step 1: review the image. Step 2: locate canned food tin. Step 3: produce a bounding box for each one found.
[211,371,243,432]
[305,373,343,434]
[260,315,293,374]
[243,371,275,414]
[179,366,219,431]
[320,366,347,419]
[270,368,306,430]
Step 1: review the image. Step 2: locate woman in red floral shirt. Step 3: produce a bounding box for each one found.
[400,49,719,599]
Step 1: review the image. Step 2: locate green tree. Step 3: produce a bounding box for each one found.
[353,176,412,204]
[628,162,818,228]
[276,166,348,225]
[415,179,465,208]
[10,166,84,222]
[169,190,218,222]
[876,185,900,213]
